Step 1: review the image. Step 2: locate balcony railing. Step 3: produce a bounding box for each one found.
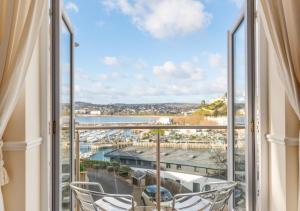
[73,124,243,210]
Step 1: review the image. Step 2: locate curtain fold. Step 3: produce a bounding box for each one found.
[260,0,300,210]
[260,0,300,118]
[0,0,46,210]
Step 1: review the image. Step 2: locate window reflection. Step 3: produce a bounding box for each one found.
[233,20,246,210]
[60,20,72,211]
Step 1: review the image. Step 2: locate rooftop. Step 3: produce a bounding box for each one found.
[105,146,226,169]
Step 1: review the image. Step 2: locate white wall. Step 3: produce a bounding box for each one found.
[265,32,299,211]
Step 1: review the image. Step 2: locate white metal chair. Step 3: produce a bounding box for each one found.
[70,181,136,211]
[172,181,237,211]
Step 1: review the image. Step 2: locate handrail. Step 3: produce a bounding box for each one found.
[75,124,230,130]
[73,124,235,210]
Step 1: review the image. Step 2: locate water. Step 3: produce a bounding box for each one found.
[76,116,159,124]
[77,115,159,162]
[79,128,134,161]
[90,148,113,161]
[80,143,92,153]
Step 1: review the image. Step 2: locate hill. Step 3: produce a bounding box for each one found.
[193,97,227,116]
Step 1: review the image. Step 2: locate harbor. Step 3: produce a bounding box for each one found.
[76,116,245,208]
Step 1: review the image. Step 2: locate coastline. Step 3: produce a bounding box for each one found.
[75,114,224,126]
[76,114,172,118]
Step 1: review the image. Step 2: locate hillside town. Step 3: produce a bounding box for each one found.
[74,96,228,117]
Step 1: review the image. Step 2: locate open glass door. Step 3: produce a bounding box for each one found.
[229,15,247,210]
[52,1,75,210]
[228,1,255,210]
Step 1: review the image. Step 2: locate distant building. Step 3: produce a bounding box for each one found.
[104,147,226,179]
[205,116,227,125]
[90,110,101,115]
[157,117,171,124]
[75,109,88,114]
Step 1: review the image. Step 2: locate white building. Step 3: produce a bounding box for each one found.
[157,117,171,125]
[90,110,101,115]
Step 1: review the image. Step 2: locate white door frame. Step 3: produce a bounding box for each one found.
[227,0,256,210]
[51,0,75,210]
[255,6,269,211]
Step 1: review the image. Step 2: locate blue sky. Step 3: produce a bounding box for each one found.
[64,0,243,104]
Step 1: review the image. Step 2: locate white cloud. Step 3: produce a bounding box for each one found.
[134,74,146,81]
[124,76,226,97]
[208,75,227,93]
[102,57,148,70]
[111,71,128,78]
[102,0,117,10]
[209,53,224,69]
[180,62,204,80]
[102,0,212,39]
[112,72,120,78]
[153,61,177,77]
[133,59,147,69]
[76,72,89,80]
[96,20,105,27]
[98,74,108,80]
[102,56,119,66]
[231,0,244,8]
[153,60,204,80]
[75,68,89,80]
[65,2,79,13]
[75,74,227,103]
[75,82,113,97]
[75,85,81,93]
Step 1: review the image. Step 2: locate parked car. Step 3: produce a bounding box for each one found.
[141,185,173,208]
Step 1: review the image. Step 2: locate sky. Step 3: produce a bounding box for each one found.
[63,0,243,104]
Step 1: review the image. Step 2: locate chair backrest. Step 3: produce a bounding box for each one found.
[74,189,96,211]
[70,182,104,211]
[209,182,237,211]
[172,181,237,211]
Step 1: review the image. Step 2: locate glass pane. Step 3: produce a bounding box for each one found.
[60,20,72,211]
[159,128,227,210]
[233,20,246,210]
[78,126,230,210]
[79,129,158,209]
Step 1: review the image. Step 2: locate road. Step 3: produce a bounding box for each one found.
[87,169,133,194]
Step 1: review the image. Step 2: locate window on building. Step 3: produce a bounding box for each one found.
[176,164,182,170]
[193,183,200,192]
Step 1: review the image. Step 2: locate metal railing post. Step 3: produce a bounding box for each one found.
[156,129,161,211]
[69,124,229,211]
[75,130,80,211]
[76,130,80,181]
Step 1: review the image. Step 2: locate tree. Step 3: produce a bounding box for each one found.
[209,148,227,169]
[200,100,206,106]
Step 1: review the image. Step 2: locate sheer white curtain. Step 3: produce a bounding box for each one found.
[260,0,300,210]
[0,0,46,210]
[260,0,300,118]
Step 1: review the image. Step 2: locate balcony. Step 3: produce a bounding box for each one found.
[61,124,246,210]
[2,0,300,210]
